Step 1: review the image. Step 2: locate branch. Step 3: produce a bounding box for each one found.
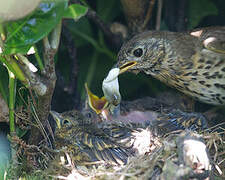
[27,22,61,146]
[156,0,163,30]
[120,0,155,33]
[17,54,47,96]
[143,0,156,30]
[86,9,123,47]
[43,21,61,80]
[71,0,123,47]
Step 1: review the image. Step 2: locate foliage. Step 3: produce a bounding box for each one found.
[4,0,68,54]
[188,0,218,29]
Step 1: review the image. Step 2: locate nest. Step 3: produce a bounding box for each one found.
[6,123,225,180]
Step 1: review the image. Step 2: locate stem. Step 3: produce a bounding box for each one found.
[156,0,163,30]
[50,21,62,50]
[16,54,38,73]
[33,45,44,72]
[0,55,28,86]
[142,0,156,29]
[8,70,16,134]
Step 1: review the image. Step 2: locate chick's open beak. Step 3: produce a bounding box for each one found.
[119,61,137,74]
[50,110,63,129]
[85,83,108,114]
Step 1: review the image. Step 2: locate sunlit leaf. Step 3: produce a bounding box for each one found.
[0,56,28,85]
[63,4,88,21]
[188,0,218,28]
[3,45,31,55]
[4,0,68,54]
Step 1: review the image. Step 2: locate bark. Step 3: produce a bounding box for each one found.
[20,23,62,146]
[120,0,156,34]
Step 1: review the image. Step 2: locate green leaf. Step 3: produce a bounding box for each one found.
[4,0,68,55]
[3,45,31,55]
[188,0,218,29]
[0,56,28,85]
[0,64,9,103]
[63,4,88,21]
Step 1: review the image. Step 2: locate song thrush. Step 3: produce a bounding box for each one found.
[50,110,136,165]
[116,26,225,105]
[50,85,208,165]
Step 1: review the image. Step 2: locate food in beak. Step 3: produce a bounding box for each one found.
[102,68,121,106]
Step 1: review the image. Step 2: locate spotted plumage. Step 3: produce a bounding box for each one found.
[50,107,208,166]
[117,26,225,105]
[51,110,135,165]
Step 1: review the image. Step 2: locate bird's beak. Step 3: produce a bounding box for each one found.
[50,110,63,129]
[85,83,109,114]
[119,61,137,74]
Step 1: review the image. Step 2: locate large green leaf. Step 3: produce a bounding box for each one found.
[188,0,218,29]
[63,4,88,21]
[4,0,68,55]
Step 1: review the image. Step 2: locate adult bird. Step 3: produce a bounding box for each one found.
[116,26,225,105]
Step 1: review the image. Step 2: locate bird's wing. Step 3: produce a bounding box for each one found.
[190,26,225,54]
[153,109,208,136]
[75,127,133,165]
[71,122,136,163]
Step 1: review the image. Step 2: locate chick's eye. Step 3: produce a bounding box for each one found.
[133,48,143,57]
[86,112,92,118]
[63,119,70,125]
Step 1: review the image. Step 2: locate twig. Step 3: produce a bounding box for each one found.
[143,0,156,30]
[156,0,163,30]
[72,0,123,47]
[86,9,123,47]
[33,45,45,73]
[17,54,47,96]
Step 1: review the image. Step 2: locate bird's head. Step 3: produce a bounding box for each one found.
[50,110,80,129]
[116,31,166,75]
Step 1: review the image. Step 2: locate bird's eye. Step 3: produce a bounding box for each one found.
[86,112,92,119]
[63,119,69,125]
[133,48,143,57]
